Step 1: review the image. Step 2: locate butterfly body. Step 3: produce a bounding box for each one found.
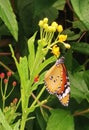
[44,56,70,106]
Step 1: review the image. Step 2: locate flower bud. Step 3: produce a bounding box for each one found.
[34,75,39,83]
[51,22,58,29]
[4,79,8,84]
[7,71,12,77]
[64,43,71,49]
[0,72,5,79]
[38,20,44,27]
[43,18,48,23]
[13,98,18,104]
[57,25,63,33]
[12,81,17,87]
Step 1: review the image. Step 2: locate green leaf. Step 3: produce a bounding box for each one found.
[19,56,29,84]
[33,0,56,16]
[63,29,81,41]
[35,56,56,76]
[71,0,89,30]
[83,70,89,102]
[13,120,20,130]
[9,45,30,109]
[46,109,74,130]
[0,109,12,130]
[0,24,11,36]
[0,0,18,40]
[73,20,87,32]
[36,108,46,130]
[53,0,66,10]
[65,49,73,71]
[71,42,89,55]
[69,71,88,103]
[9,45,29,84]
[28,32,37,72]
[83,70,89,88]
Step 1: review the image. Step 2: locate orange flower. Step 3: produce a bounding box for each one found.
[52,45,60,58]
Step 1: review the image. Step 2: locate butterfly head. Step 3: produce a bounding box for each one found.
[56,56,65,65]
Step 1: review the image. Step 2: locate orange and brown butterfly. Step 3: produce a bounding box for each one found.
[44,56,70,106]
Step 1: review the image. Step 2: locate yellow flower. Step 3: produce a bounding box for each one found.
[43,18,48,24]
[59,34,67,42]
[52,45,60,57]
[38,20,44,27]
[47,26,54,32]
[51,22,58,28]
[43,23,48,30]
[57,25,63,33]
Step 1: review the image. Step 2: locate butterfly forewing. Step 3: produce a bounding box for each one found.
[44,64,63,94]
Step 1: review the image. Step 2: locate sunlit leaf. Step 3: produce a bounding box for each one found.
[28,32,37,72]
[0,109,12,130]
[71,0,89,29]
[0,0,18,40]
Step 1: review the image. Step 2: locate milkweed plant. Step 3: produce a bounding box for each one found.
[0,18,70,130]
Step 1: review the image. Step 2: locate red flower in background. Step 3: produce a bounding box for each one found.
[0,72,5,79]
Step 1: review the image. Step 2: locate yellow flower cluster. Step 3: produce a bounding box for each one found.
[38,18,71,58]
[39,18,63,33]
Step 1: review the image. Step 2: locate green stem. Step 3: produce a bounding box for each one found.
[50,41,58,48]
[0,61,14,74]
[73,108,89,116]
[15,98,21,112]
[0,78,3,97]
[5,86,14,99]
[2,96,5,112]
[20,112,28,130]
[30,86,46,108]
[2,79,9,111]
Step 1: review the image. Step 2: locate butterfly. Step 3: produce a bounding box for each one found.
[44,56,70,106]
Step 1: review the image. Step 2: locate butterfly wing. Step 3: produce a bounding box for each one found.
[56,64,70,106]
[44,57,70,106]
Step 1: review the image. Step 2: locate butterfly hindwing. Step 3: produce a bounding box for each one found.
[44,56,70,106]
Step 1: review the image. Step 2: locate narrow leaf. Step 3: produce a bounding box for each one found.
[13,120,20,130]
[28,32,37,71]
